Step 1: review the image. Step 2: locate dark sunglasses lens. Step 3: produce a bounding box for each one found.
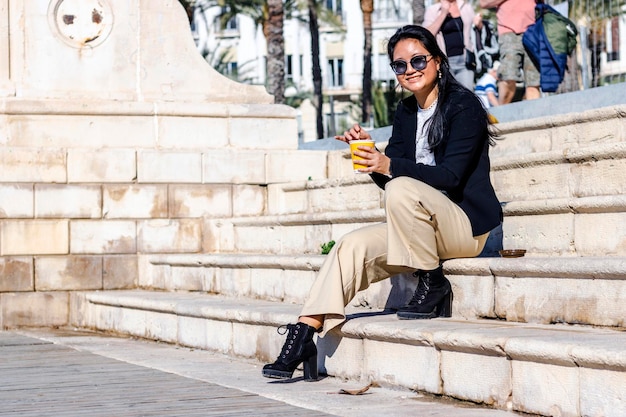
[391,56,429,75]
[411,56,428,71]
[390,61,407,75]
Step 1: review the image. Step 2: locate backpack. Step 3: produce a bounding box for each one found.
[470,20,500,75]
[522,3,578,92]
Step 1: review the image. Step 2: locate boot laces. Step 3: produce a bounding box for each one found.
[407,271,432,306]
[276,324,300,359]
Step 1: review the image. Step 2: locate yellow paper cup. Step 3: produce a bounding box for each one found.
[349,139,375,173]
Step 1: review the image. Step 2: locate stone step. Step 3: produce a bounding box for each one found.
[206,188,626,257]
[139,254,626,328]
[204,209,385,255]
[70,289,626,417]
[489,104,626,158]
[267,174,383,216]
[492,141,626,203]
[268,140,626,218]
[501,194,626,256]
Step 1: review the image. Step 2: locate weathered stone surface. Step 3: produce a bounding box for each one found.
[266,150,328,183]
[232,185,266,217]
[137,151,202,183]
[365,338,441,394]
[35,256,102,291]
[580,368,626,417]
[103,255,137,290]
[103,185,168,219]
[70,220,136,254]
[0,148,66,183]
[1,220,69,255]
[202,149,266,184]
[137,219,202,253]
[169,184,231,218]
[0,184,33,218]
[495,275,626,327]
[442,350,511,407]
[0,256,33,292]
[67,149,137,183]
[35,184,102,218]
[0,291,68,327]
[511,361,579,417]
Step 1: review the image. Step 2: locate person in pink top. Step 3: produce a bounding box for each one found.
[479,0,540,104]
[423,0,476,90]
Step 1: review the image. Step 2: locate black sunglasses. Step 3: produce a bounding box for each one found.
[390,54,433,75]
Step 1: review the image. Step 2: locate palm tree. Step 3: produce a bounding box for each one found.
[211,0,294,104]
[307,0,324,139]
[266,0,286,103]
[360,0,374,126]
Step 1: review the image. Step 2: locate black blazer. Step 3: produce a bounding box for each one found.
[371,91,502,236]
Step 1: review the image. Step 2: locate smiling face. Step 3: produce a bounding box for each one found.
[392,38,441,99]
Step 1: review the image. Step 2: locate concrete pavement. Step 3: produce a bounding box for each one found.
[0,328,530,417]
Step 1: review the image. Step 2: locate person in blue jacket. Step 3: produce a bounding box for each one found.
[522,2,578,93]
[262,25,502,382]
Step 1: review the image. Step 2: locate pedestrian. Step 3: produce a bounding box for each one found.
[475,60,500,108]
[423,0,476,90]
[479,0,540,104]
[262,25,502,382]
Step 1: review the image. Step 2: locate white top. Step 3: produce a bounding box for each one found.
[474,72,498,109]
[415,102,437,166]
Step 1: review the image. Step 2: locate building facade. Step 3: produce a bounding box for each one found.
[190,0,418,142]
[189,1,626,142]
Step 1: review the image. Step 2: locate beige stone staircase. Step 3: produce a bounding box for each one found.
[69,105,626,417]
[1,2,624,416]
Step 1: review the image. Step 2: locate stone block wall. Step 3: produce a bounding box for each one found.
[0,0,327,328]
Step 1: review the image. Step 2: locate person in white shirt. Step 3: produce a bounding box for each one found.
[475,61,500,108]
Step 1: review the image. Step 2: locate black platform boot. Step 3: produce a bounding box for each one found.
[397,266,453,319]
[262,323,319,381]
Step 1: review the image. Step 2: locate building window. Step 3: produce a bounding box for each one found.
[286,54,293,81]
[374,0,401,22]
[327,58,344,87]
[326,0,342,15]
[373,53,392,80]
[224,62,238,78]
[607,16,620,62]
[225,16,237,30]
[215,7,237,31]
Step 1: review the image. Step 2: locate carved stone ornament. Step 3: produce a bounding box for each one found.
[47,0,113,48]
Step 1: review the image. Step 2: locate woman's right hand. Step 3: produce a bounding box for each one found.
[334,123,371,144]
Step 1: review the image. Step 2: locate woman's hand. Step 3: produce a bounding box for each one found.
[440,0,452,13]
[334,123,371,144]
[353,146,391,175]
[473,13,483,29]
[335,124,390,175]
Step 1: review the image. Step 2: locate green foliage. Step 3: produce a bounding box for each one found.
[284,81,313,108]
[320,240,335,255]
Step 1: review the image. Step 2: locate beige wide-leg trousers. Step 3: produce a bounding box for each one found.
[300,177,489,336]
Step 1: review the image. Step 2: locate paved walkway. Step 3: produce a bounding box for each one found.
[0,329,527,417]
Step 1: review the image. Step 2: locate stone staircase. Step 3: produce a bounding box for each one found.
[69,105,626,417]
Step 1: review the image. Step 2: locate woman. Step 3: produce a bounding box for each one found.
[423,0,476,90]
[262,25,502,381]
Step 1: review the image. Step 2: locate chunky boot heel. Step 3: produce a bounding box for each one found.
[436,291,453,318]
[302,353,319,381]
[262,323,319,381]
[397,266,453,320]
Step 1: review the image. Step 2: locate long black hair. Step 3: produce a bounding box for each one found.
[387,25,497,147]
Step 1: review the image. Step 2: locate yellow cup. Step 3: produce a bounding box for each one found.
[349,139,375,173]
